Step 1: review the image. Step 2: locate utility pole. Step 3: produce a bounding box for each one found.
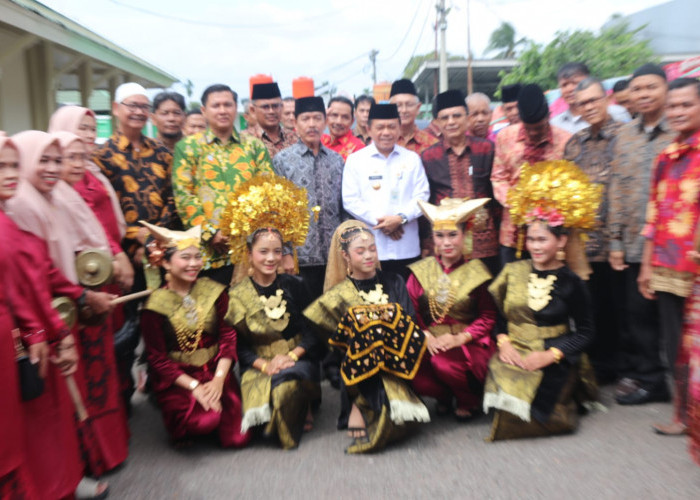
[369,49,379,85]
[437,0,448,92]
[466,0,473,95]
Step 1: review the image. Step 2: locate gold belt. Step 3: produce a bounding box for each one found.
[428,323,468,337]
[507,322,567,343]
[168,344,219,367]
[255,334,302,359]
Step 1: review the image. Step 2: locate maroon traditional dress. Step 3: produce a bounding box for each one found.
[0,212,82,499]
[407,256,496,412]
[71,169,130,474]
[141,278,249,447]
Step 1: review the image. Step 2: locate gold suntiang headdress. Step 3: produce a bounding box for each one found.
[219,172,319,271]
[140,220,201,267]
[418,197,490,231]
[507,160,602,279]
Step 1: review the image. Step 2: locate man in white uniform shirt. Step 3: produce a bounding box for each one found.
[342,103,430,278]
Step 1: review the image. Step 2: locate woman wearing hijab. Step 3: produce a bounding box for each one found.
[7,130,118,498]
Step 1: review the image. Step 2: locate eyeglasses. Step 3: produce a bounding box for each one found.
[395,102,419,110]
[255,103,282,112]
[121,101,151,112]
[576,95,606,108]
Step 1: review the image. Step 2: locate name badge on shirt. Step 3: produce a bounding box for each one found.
[369,174,382,190]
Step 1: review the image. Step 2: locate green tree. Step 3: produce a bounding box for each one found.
[403,52,466,79]
[498,20,658,93]
[484,22,526,59]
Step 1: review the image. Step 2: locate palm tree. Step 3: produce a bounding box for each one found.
[484,22,526,59]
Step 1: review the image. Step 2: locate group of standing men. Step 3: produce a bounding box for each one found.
[97,61,700,443]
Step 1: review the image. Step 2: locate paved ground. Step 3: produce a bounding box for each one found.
[106,383,698,499]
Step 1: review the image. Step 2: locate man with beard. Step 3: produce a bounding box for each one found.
[151,91,186,151]
[242,82,298,158]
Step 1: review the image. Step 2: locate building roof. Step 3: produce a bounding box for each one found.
[2,0,177,87]
[411,59,518,101]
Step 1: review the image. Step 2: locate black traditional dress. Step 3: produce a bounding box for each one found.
[226,274,321,449]
[304,271,428,454]
[483,260,598,440]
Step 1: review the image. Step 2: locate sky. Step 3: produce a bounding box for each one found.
[39,0,670,102]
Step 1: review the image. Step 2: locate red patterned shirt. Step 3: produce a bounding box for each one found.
[321,130,365,161]
[642,129,700,296]
[398,125,439,155]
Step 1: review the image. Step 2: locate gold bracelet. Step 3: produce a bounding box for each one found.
[288,351,299,362]
[215,369,226,378]
[549,347,564,363]
[260,362,269,373]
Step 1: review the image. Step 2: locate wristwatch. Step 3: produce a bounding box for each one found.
[398,213,408,225]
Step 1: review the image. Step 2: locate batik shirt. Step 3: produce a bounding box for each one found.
[641,129,700,297]
[93,132,176,258]
[321,130,365,161]
[241,124,298,158]
[563,119,622,262]
[172,129,272,269]
[273,141,345,267]
[608,117,674,263]
[397,125,439,155]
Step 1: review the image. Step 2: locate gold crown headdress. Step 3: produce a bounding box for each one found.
[219,173,319,268]
[418,197,490,231]
[507,160,602,278]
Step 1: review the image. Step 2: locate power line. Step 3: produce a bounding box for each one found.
[106,0,352,29]
[314,52,370,78]
[408,0,434,61]
[379,0,425,62]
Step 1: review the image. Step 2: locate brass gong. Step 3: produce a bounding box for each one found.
[51,296,77,329]
[75,249,113,288]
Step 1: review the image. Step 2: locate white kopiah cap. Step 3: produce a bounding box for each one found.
[115,82,148,104]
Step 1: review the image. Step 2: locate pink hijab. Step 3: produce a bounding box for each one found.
[6,131,79,282]
[49,105,126,239]
[51,131,111,254]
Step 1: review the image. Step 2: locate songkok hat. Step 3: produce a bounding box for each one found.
[294,96,325,117]
[435,90,467,114]
[390,79,418,97]
[140,221,201,250]
[518,84,549,124]
[501,83,522,103]
[631,63,667,82]
[418,197,490,231]
[368,103,399,120]
[115,82,148,104]
[252,82,281,100]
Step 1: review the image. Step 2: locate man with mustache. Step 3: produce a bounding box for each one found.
[172,83,273,285]
[420,89,500,275]
[273,96,345,297]
[321,96,365,161]
[563,77,623,385]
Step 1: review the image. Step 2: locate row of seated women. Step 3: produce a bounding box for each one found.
[137,188,598,454]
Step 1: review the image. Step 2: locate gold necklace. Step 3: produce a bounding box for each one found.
[259,289,290,331]
[528,272,557,311]
[173,294,205,353]
[428,272,458,324]
[358,284,389,305]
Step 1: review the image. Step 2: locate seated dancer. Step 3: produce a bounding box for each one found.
[304,220,429,454]
[139,221,249,448]
[224,175,322,449]
[407,198,497,419]
[483,161,600,440]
